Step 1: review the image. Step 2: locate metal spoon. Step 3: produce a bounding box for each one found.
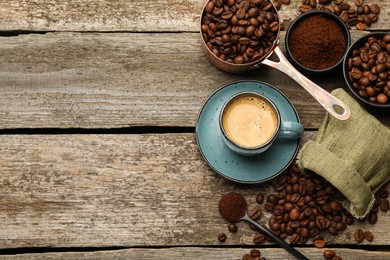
[219,193,308,260]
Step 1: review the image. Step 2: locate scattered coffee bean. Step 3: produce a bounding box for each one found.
[250,249,261,258]
[378,189,389,198]
[256,193,265,204]
[249,205,263,221]
[368,211,378,225]
[253,232,266,244]
[314,239,325,248]
[364,230,374,242]
[354,228,364,243]
[323,250,336,259]
[217,232,227,242]
[228,223,238,233]
[380,198,389,212]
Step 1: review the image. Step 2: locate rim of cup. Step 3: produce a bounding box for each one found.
[219,91,281,150]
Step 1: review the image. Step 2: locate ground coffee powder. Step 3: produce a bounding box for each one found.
[219,192,247,222]
[288,14,346,70]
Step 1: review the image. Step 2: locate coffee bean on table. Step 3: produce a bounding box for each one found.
[354,228,364,243]
[249,205,263,220]
[314,239,325,248]
[253,232,266,244]
[379,198,389,212]
[364,230,374,242]
[323,250,336,259]
[218,232,227,242]
[378,189,389,198]
[256,193,265,204]
[228,223,238,233]
[289,233,300,244]
[368,211,378,225]
[344,216,355,225]
[250,249,261,258]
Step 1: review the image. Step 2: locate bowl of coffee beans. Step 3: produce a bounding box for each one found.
[285,10,350,75]
[343,32,390,107]
[200,0,280,74]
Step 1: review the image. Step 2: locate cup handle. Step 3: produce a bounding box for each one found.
[277,121,304,140]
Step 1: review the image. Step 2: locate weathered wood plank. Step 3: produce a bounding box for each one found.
[0,0,388,32]
[1,31,389,130]
[1,247,390,260]
[0,133,389,249]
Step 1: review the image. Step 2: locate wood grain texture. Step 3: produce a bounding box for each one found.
[0,0,388,32]
[0,132,389,249]
[1,30,389,130]
[1,247,390,260]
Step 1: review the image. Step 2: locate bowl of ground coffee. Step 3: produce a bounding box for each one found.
[343,32,390,108]
[285,10,350,75]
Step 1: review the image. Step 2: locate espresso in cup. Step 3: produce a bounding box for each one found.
[220,92,303,156]
[222,94,278,148]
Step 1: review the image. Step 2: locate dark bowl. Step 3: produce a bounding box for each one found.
[285,10,351,75]
[343,32,390,108]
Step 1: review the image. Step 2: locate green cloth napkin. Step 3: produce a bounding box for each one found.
[297,88,390,219]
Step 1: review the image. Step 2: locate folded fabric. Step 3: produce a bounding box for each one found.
[297,88,390,219]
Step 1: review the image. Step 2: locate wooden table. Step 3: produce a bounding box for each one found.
[0,0,389,259]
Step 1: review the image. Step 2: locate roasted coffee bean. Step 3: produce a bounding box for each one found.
[370,4,380,14]
[250,249,261,258]
[218,232,227,242]
[267,194,279,204]
[315,216,330,230]
[323,250,336,259]
[264,202,275,212]
[368,211,378,225]
[327,226,338,236]
[380,198,389,212]
[228,223,238,233]
[253,232,266,244]
[378,189,389,198]
[249,205,263,221]
[289,208,300,221]
[364,230,374,242]
[289,233,300,244]
[314,239,325,248]
[336,221,347,231]
[354,228,364,242]
[299,5,312,13]
[256,193,265,204]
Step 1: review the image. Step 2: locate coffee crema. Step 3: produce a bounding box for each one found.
[222,95,278,148]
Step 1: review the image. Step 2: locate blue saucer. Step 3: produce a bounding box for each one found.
[195,80,301,184]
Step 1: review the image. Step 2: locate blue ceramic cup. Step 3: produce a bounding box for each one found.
[219,92,303,156]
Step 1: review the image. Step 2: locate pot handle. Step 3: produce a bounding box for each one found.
[261,46,351,121]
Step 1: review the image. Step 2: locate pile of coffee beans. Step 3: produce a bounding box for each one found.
[263,164,347,246]
[346,34,390,104]
[274,0,382,31]
[201,0,279,64]
[218,163,390,259]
